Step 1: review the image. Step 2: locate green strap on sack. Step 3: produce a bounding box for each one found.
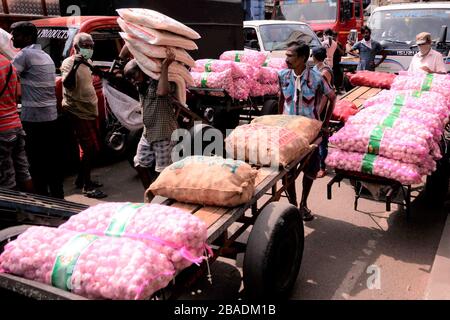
[234,52,241,62]
[201,73,209,88]
[51,234,99,291]
[361,153,377,175]
[105,203,145,237]
[421,73,433,92]
[204,59,213,72]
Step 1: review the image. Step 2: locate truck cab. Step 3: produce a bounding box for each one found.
[271,0,365,46]
[368,2,450,73]
[243,20,322,59]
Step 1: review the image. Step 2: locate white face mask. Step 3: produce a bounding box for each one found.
[79,48,94,60]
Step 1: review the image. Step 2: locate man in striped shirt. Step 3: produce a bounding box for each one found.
[0,53,33,191]
[11,21,64,199]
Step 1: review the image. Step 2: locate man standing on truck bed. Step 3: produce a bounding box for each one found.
[61,32,107,199]
[10,21,64,199]
[124,49,178,190]
[278,41,336,221]
[408,32,447,75]
[349,26,387,71]
[0,53,33,192]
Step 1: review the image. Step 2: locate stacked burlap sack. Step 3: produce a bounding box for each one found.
[0,203,210,300]
[326,72,450,185]
[225,115,322,167]
[117,8,199,104]
[189,50,286,100]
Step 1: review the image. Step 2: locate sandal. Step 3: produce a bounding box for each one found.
[299,206,315,222]
[83,188,108,199]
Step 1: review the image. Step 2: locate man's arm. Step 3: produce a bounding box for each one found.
[375,47,387,68]
[433,53,448,74]
[157,48,175,96]
[62,55,83,90]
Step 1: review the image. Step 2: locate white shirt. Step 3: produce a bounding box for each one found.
[408,49,447,74]
[322,37,337,68]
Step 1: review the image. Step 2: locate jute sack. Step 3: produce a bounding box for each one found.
[225,124,310,167]
[251,115,322,143]
[117,8,201,40]
[0,28,18,60]
[119,32,195,67]
[147,156,257,207]
[118,18,198,51]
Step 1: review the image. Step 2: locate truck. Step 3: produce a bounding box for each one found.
[271,0,366,46]
[243,19,322,58]
[367,2,450,73]
[0,0,60,31]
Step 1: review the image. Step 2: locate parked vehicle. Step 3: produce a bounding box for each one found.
[0,0,59,31]
[367,2,450,73]
[243,20,322,59]
[271,0,365,46]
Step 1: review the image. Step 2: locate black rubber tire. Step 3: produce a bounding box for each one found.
[189,123,218,157]
[0,225,32,253]
[243,202,304,300]
[261,99,279,116]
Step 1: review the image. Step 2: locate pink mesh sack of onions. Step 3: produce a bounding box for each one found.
[0,226,174,300]
[363,90,450,122]
[329,122,440,170]
[190,70,250,100]
[325,149,423,185]
[390,73,450,101]
[255,67,279,84]
[191,59,255,80]
[59,203,208,271]
[262,57,287,70]
[220,50,268,67]
[250,82,279,97]
[351,104,445,138]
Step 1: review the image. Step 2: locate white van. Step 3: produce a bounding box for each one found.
[243,20,322,59]
[367,2,450,73]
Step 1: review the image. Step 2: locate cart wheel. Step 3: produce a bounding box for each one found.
[243,202,304,300]
[0,225,32,253]
[189,123,217,156]
[261,99,279,116]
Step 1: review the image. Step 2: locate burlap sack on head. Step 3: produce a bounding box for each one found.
[147,156,257,207]
[251,115,322,143]
[225,124,310,167]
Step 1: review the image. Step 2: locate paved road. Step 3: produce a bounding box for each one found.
[64,159,448,300]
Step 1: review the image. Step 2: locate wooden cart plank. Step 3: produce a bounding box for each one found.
[353,99,366,109]
[169,202,202,214]
[194,206,231,229]
[342,86,371,102]
[254,167,278,187]
[360,87,383,100]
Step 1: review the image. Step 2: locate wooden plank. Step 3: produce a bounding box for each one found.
[342,86,371,102]
[353,99,366,109]
[169,202,201,214]
[360,87,383,100]
[194,206,231,229]
[254,167,278,187]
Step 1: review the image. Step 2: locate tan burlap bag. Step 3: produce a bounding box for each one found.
[225,124,309,167]
[251,115,322,143]
[147,156,257,207]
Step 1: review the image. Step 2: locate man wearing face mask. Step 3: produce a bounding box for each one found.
[60,33,107,199]
[408,32,447,74]
[349,26,387,71]
[11,21,64,199]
